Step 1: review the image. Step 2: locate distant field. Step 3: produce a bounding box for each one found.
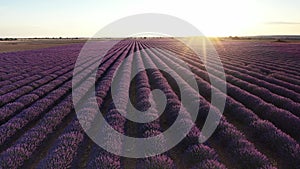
[0,38,299,169]
[1,38,300,53]
[0,39,87,53]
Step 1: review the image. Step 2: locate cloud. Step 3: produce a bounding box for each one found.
[265,21,300,25]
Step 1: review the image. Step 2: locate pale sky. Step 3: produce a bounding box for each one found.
[1,0,300,37]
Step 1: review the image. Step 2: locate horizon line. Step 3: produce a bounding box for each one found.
[1,35,300,39]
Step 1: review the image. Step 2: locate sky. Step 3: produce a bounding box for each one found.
[0,0,300,37]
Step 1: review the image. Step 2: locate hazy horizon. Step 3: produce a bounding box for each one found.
[2,35,300,39]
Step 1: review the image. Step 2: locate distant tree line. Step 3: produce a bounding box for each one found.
[0,38,18,41]
[31,37,79,39]
[0,37,80,40]
[228,36,252,40]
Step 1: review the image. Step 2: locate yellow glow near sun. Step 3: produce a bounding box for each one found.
[190,0,261,36]
[131,0,262,37]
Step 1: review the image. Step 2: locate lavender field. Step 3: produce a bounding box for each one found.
[0,38,299,169]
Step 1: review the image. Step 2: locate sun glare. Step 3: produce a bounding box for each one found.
[191,0,260,36]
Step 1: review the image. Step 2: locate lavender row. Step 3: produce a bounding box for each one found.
[140,44,237,168]
[0,63,74,106]
[141,43,274,169]
[0,66,73,123]
[0,50,103,124]
[218,68,300,116]
[207,58,300,101]
[221,57,300,89]
[88,41,136,168]
[87,110,125,169]
[0,43,119,145]
[38,41,134,168]
[0,45,82,90]
[213,42,300,75]
[35,40,133,168]
[0,95,73,168]
[208,49,300,92]
[157,42,300,100]
[146,42,299,168]
[152,40,300,95]
[0,82,70,147]
[133,44,176,168]
[219,53,300,78]
[271,73,300,87]
[156,44,300,142]
[169,50,300,118]
[141,68,223,168]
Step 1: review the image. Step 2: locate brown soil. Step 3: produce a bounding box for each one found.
[0,39,88,53]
